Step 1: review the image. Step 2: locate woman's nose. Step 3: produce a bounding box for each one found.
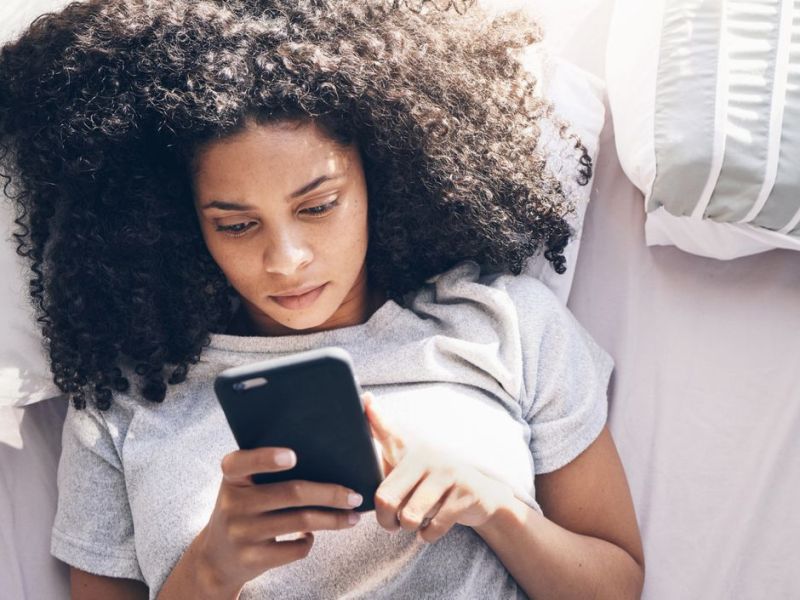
[262,230,313,275]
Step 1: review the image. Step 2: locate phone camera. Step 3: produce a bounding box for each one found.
[232,377,269,392]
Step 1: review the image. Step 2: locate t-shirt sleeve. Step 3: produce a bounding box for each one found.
[516,280,613,475]
[51,402,144,582]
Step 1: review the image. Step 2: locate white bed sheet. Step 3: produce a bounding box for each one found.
[0,399,68,598]
[568,116,800,599]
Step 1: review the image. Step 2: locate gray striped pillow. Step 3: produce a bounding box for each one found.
[608,0,800,258]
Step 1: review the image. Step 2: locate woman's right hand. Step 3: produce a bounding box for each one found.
[163,447,364,599]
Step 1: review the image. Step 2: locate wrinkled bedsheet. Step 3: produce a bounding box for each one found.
[569,119,800,599]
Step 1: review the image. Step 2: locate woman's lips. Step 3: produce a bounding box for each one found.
[269,283,328,310]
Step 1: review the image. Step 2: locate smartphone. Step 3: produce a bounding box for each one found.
[214,347,383,512]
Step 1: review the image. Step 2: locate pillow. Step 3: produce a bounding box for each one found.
[523,52,605,303]
[607,0,800,259]
[479,1,606,302]
[0,2,603,407]
[0,0,72,43]
[0,198,60,407]
[481,0,611,78]
[0,0,72,407]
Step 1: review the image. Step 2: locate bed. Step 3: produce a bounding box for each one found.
[570,117,800,599]
[2,1,799,598]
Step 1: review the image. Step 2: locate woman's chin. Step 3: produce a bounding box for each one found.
[259,305,337,335]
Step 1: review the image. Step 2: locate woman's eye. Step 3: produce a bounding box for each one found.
[300,198,338,217]
[215,221,257,237]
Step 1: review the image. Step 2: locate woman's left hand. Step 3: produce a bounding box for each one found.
[363,394,516,543]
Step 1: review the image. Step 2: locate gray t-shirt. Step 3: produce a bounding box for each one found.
[51,262,612,599]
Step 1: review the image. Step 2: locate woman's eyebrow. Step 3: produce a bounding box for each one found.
[200,200,255,211]
[201,174,344,210]
[289,174,341,198]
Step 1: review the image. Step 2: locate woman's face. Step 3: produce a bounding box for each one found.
[192,120,370,335]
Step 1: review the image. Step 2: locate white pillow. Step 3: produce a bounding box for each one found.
[479,1,606,302]
[0,0,72,43]
[481,0,611,78]
[0,199,60,407]
[524,53,605,303]
[0,0,71,407]
[0,2,604,407]
[608,0,800,259]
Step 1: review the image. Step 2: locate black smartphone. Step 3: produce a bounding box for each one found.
[214,347,383,512]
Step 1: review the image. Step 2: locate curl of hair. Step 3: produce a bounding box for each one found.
[0,0,591,409]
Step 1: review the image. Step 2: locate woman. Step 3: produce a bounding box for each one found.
[0,0,644,598]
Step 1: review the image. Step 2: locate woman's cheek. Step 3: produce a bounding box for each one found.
[211,241,260,290]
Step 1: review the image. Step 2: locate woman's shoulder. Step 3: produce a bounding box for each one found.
[62,384,140,446]
[397,261,573,368]
[64,359,216,425]
[411,260,566,322]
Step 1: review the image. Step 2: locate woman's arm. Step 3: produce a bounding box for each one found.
[70,568,149,600]
[474,426,644,599]
[71,445,363,600]
[366,392,644,600]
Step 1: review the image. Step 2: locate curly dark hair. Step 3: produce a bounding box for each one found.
[0,0,591,410]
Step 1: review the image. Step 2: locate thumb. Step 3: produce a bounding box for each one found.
[363,393,404,466]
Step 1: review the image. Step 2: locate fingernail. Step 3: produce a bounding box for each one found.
[347,492,363,507]
[348,512,361,525]
[275,450,296,467]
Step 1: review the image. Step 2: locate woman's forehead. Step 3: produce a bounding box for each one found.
[192,120,358,198]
